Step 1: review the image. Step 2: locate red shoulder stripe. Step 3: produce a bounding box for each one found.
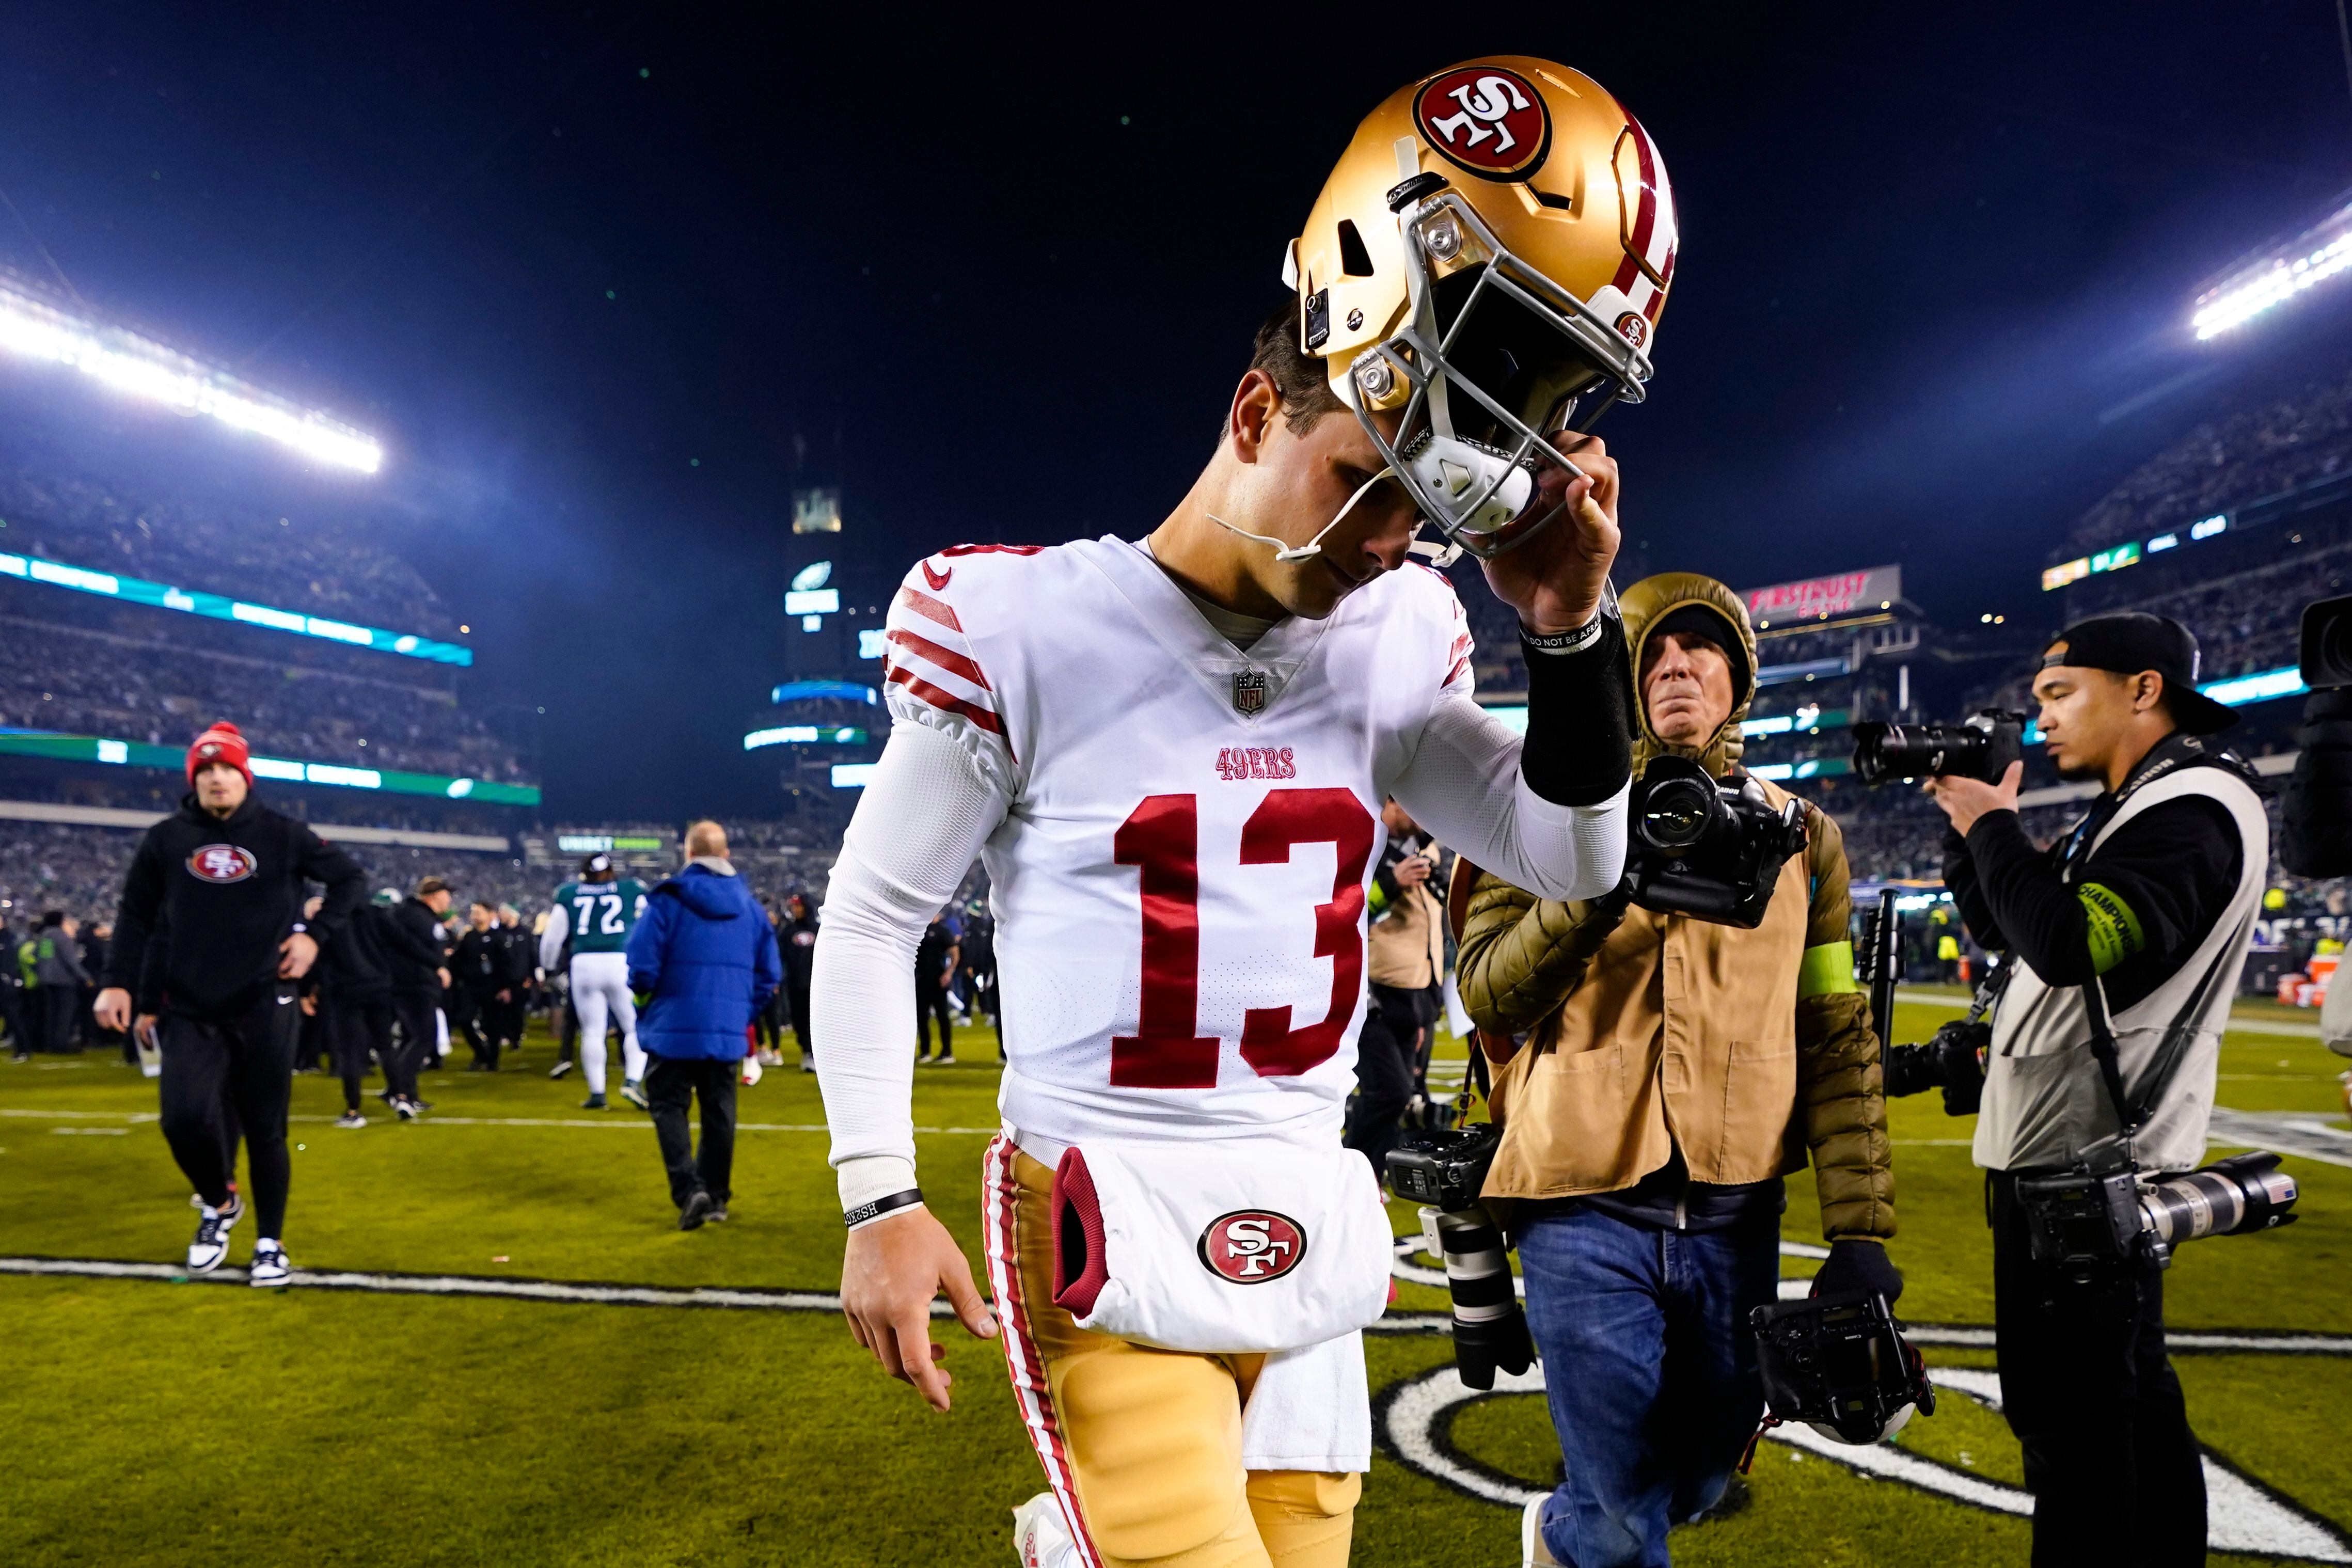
[896,585,964,633]
[886,666,1017,762]
[886,627,992,691]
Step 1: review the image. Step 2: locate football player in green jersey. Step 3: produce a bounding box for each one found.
[539,853,650,1108]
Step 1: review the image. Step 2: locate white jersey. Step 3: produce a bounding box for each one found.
[880,536,1487,1159]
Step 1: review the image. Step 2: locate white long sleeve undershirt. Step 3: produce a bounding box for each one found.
[814,694,1624,1212]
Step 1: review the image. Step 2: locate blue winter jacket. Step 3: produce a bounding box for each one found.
[625,863,782,1062]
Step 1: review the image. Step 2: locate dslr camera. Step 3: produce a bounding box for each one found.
[1851,708,2028,786]
[2015,1135,2299,1281]
[1622,755,1809,928]
[1883,1017,1988,1116]
[1751,1289,1936,1447]
[1387,1123,1534,1391]
[2283,592,2352,879]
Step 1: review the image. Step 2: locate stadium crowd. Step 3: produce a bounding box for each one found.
[0,429,463,640]
[2064,360,2352,555]
[0,614,530,780]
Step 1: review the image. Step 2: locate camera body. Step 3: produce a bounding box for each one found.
[1852,708,2028,786]
[1623,755,1809,928]
[2015,1139,2299,1280]
[1751,1289,1935,1445]
[1387,1122,1503,1213]
[1882,1017,1988,1115]
[1387,1123,1535,1391]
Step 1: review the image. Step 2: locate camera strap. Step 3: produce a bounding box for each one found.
[2082,921,2249,1141]
[2078,976,2139,1137]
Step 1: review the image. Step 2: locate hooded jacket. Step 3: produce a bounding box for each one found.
[1455,572,1895,1242]
[625,859,783,1061]
[103,792,367,1022]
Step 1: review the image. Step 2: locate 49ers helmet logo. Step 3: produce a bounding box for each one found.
[186,844,257,883]
[1413,66,1551,181]
[1197,1210,1307,1284]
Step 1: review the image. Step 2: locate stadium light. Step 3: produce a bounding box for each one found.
[2191,194,2352,340]
[0,275,383,472]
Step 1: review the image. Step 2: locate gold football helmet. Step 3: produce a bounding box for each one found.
[1286,58,1678,560]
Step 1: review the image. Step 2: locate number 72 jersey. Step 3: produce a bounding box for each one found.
[881,535,1478,1158]
[554,879,649,955]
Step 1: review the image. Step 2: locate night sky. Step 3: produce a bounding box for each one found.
[2,3,2350,819]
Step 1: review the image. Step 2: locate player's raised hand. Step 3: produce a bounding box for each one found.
[840,1206,999,1412]
[1478,433,1620,635]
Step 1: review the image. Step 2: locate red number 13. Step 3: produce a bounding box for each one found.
[1110,787,1374,1088]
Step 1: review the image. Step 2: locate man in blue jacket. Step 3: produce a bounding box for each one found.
[626,820,782,1230]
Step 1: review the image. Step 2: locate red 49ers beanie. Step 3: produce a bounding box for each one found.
[187,722,254,788]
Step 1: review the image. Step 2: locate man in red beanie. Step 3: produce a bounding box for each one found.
[95,722,369,1286]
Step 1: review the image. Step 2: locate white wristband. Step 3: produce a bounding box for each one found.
[837,1153,919,1214]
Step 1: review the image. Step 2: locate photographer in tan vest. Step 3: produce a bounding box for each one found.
[1455,573,1896,1568]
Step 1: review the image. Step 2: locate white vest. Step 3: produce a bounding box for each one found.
[1975,764,2268,1173]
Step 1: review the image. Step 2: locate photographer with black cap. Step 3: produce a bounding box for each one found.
[1924,611,2268,1567]
[1456,573,1897,1568]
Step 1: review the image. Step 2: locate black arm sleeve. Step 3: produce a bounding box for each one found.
[101,832,167,993]
[297,828,368,944]
[1962,798,2241,995]
[1960,810,2093,984]
[1941,825,2008,953]
[1518,613,1633,807]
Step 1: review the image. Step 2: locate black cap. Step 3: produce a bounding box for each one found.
[1650,602,1751,702]
[581,852,613,876]
[2043,612,2237,735]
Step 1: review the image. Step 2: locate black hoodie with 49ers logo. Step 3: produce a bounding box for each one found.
[102,793,369,1021]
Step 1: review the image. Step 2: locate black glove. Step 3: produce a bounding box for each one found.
[1812,1239,1903,1305]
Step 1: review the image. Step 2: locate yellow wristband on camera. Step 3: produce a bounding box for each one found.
[2078,882,2145,974]
[1798,940,1858,999]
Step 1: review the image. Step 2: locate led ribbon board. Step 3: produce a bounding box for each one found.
[744,726,867,750]
[0,728,538,805]
[0,550,471,666]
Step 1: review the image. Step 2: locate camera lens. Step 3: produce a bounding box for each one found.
[1852,722,1983,785]
[2308,595,2352,688]
[1640,778,1714,850]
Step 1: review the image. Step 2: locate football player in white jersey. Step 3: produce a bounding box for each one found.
[815,57,1679,1568]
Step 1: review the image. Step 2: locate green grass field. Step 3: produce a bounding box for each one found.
[4,993,2349,1567]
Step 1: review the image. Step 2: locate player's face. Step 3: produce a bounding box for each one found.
[1246,394,1422,620]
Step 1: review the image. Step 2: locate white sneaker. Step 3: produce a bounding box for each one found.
[1011,1493,1082,1568]
[186,1196,243,1274]
[1521,1496,1560,1567]
[740,1054,764,1087]
[249,1240,291,1288]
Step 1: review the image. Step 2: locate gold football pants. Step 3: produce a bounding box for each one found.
[983,1137,1359,1568]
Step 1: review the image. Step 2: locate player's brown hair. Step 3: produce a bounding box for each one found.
[1248,299,1346,437]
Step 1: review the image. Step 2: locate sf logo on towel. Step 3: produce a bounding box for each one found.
[1198,1210,1307,1284]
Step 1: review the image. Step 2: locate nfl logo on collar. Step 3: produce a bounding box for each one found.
[1232,670,1267,715]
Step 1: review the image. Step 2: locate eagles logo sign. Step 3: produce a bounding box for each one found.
[185,844,258,884]
[1197,1210,1307,1284]
[1413,66,1551,181]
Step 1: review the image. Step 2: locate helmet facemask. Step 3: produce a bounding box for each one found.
[1343,174,1655,564]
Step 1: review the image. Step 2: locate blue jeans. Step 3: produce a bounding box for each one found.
[1517,1205,1782,1568]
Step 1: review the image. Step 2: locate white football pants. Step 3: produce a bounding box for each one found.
[570,952,643,1095]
